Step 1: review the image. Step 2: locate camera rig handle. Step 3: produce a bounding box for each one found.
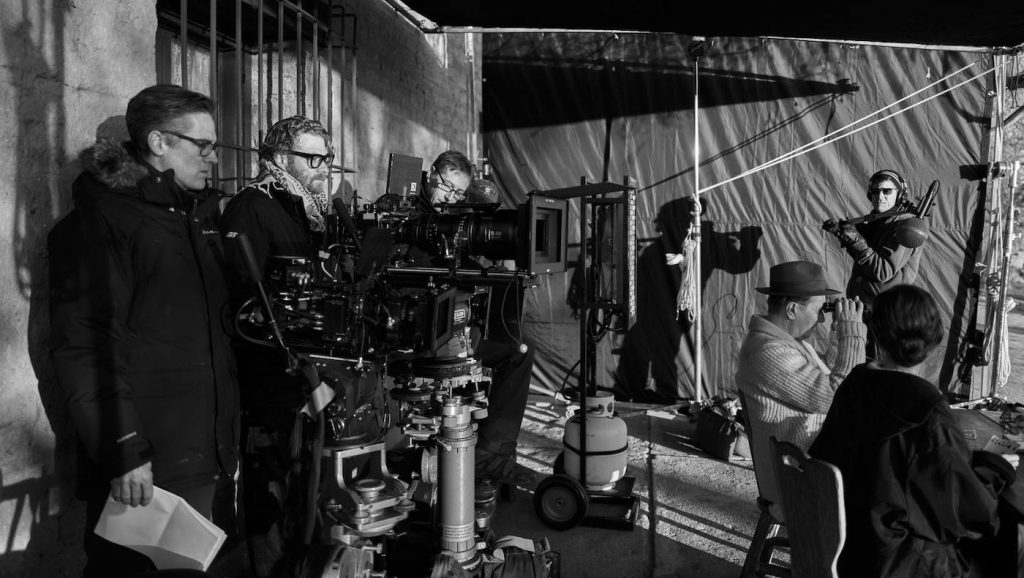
[236,232,297,366]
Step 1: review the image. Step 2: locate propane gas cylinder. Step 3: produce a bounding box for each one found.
[563,391,628,491]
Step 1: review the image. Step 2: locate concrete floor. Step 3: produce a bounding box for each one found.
[489,396,759,578]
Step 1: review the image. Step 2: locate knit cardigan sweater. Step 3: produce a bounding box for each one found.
[735,315,866,509]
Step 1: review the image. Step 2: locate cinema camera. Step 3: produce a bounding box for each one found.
[233,170,569,575]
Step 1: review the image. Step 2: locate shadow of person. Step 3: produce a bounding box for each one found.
[3,6,94,578]
[613,196,762,402]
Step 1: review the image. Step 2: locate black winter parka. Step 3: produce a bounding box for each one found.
[49,141,239,496]
[810,365,1015,577]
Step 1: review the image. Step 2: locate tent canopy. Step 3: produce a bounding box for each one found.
[389,0,1022,402]
[398,0,1024,50]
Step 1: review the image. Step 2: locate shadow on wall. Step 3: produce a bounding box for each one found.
[613,196,763,403]
[1,2,86,577]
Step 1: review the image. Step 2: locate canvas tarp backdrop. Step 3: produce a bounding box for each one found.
[479,33,998,401]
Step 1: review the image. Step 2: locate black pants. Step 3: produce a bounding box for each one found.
[239,409,309,578]
[474,339,535,457]
[82,482,218,578]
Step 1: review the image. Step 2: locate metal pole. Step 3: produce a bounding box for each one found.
[337,6,347,181]
[277,1,284,121]
[313,2,319,122]
[209,0,218,184]
[991,160,1020,397]
[577,177,589,489]
[296,3,302,116]
[692,54,703,405]
[209,0,217,102]
[349,14,358,177]
[257,0,263,144]
[180,0,188,88]
[325,1,334,201]
[236,0,243,182]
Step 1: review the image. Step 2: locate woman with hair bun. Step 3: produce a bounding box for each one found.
[810,284,1021,577]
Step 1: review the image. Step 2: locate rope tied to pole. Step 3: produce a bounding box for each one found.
[674,195,702,322]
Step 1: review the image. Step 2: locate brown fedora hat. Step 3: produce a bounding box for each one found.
[756,260,840,296]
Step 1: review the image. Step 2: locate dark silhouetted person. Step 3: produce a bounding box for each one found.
[811,284,1020,577]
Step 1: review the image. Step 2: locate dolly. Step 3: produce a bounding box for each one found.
[531,177,641,531]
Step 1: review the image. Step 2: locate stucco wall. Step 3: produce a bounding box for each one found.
[0,2,156,575]
[0,1,479,576]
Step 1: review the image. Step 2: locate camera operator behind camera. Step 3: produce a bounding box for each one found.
[402,150,537,489]
[220,115,336,578]
[823,169,925,310]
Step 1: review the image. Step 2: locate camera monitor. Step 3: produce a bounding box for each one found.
[518,193,569,276]
[385,153,424,200]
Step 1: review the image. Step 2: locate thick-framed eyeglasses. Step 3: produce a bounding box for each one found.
[867,186,897,197]
[162,130,218,157]
[286,150,334,169]
[432,176,466,201]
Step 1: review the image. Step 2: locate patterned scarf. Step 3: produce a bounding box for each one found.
[256,158,328,232]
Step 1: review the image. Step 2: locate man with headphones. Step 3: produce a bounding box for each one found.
[824,169,925,310]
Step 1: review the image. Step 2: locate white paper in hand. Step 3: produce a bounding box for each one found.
[93,486,226,571]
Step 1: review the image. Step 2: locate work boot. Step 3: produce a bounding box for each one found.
[475,448,538,490]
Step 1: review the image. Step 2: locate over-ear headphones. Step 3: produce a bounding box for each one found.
[867,169,907,199]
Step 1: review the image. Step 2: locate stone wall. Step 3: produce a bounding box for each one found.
[0,1,479,576]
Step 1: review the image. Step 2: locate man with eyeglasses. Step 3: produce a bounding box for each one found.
[48,84,238,577]
[407,150,537,490]
[219,115,336,578]
[824,169,925,309]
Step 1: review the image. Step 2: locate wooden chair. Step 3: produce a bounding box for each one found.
[769,437,846,578]
[736,390,789,578]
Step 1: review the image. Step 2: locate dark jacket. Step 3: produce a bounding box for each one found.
[220,180,321,410]
[845,211,923,305]
[809,365,1014,578]
[49,140,239,496]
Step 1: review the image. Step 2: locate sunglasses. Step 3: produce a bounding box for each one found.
[286,150,334,169]
[867,187,897,196]
[162,130,218,157]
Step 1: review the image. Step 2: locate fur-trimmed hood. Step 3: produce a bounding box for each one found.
[78,139,150,190]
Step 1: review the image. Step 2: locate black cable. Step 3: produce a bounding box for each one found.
[559,358,582,399]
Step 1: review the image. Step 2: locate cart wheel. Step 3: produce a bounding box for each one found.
[534,474,589,530]
[553,451,565,475]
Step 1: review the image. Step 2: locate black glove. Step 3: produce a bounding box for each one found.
[822,219,862,247]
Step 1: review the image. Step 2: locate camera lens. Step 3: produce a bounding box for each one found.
[822,301,836,313]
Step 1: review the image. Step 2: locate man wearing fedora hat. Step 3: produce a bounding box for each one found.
[736,260,867,452]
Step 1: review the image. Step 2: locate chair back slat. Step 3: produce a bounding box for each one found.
[736,389,785,522]
[770,437,846,578]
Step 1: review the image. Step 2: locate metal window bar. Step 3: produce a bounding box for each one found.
[278,1,284,122]
[180,0,188,89]
[236,0,244,181]
[257,0,264,147]
[158,0,351,187]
